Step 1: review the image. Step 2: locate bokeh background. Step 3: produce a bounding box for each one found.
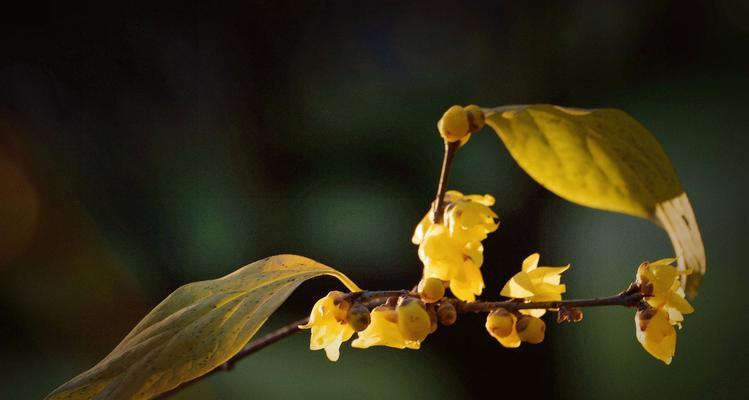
[2,1,748,399]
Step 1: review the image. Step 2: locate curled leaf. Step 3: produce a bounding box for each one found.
[47,255,360,400]
[483,105,705,296]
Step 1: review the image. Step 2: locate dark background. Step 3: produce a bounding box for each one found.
[1,1,748,399]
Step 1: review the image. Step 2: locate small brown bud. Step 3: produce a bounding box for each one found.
[437,302,457,326]
[346,303,371,332]
[557,307,584,323]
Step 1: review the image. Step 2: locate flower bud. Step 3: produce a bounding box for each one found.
[569,308,583,322]
[635,307,676,364]
[516,315,545,344]
[557,307,583,323]
[346,303,371,332]
[419,277,446,303]
[396,297,431,342]
[438,105,470,142]
[437,302,457,326]
[485,309,514,338]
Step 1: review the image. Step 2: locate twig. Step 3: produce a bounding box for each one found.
[431,140,459,223]
[156,291,644,399]
[343,289,415,303]
[452,293,645,313]
[228,317,310,368]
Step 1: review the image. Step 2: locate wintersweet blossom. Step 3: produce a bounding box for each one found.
[636,307,677,364]
[413,190,498,302]
[500,253,569,317]
[351,306,421,349]
[636,258,694,323]
[633,258,694,364]
[299,291,354,361]
[486,310,521,348]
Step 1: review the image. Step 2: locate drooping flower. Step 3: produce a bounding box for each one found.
[413,190,498,302]
[486,310,546,348]
[395,298,432,342]
[412,191,498,245]
[486,309,521,348]
[351,306,421,349]
[443,193,498,243]
[299,291,355,361]
[636,258,694,323]
[500,253,569,317]
[633,258,695,364]
[636,307,677,365]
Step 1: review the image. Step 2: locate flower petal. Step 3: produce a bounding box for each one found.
[500,272,535,298]
[522,253,540,272]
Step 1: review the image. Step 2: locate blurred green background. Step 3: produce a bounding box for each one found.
[1,1,748,399]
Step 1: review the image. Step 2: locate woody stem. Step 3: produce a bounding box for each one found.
[451,293,645,313]
[158,290,644,399]
[431,140,460,223]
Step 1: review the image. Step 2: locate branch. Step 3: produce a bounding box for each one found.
[452,293,645,313]
[156,291,644,399]
[431,140,459,223]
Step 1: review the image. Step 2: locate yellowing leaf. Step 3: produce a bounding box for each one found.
[483,105,705,296]
[46,254,360,400]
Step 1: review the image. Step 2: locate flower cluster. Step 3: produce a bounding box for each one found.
[486,253,570,347]
[486,309,546,348]
[300,294,433,361]
[500,253,569,317]
[412,191,499,302]
[634,258,694,364]
[299,105,699,366]
[437,104,485,144]
[298,291,354,362]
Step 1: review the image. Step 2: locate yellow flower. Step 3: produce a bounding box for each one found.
[412,191,498,302]
[486,309,521,348]
[351,306,421,349]
[500,253,569,317]
[636,258,694,323]
[299,291,355,361]
[418,226,485,301]
[444,193,498,242]
[412,191,497,246]
[437,105,485,144]
[486,310,547,348]
[636,307,677,365]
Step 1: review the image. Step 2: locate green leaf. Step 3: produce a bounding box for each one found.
[483,104,705,297]
[47,254,360,400]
